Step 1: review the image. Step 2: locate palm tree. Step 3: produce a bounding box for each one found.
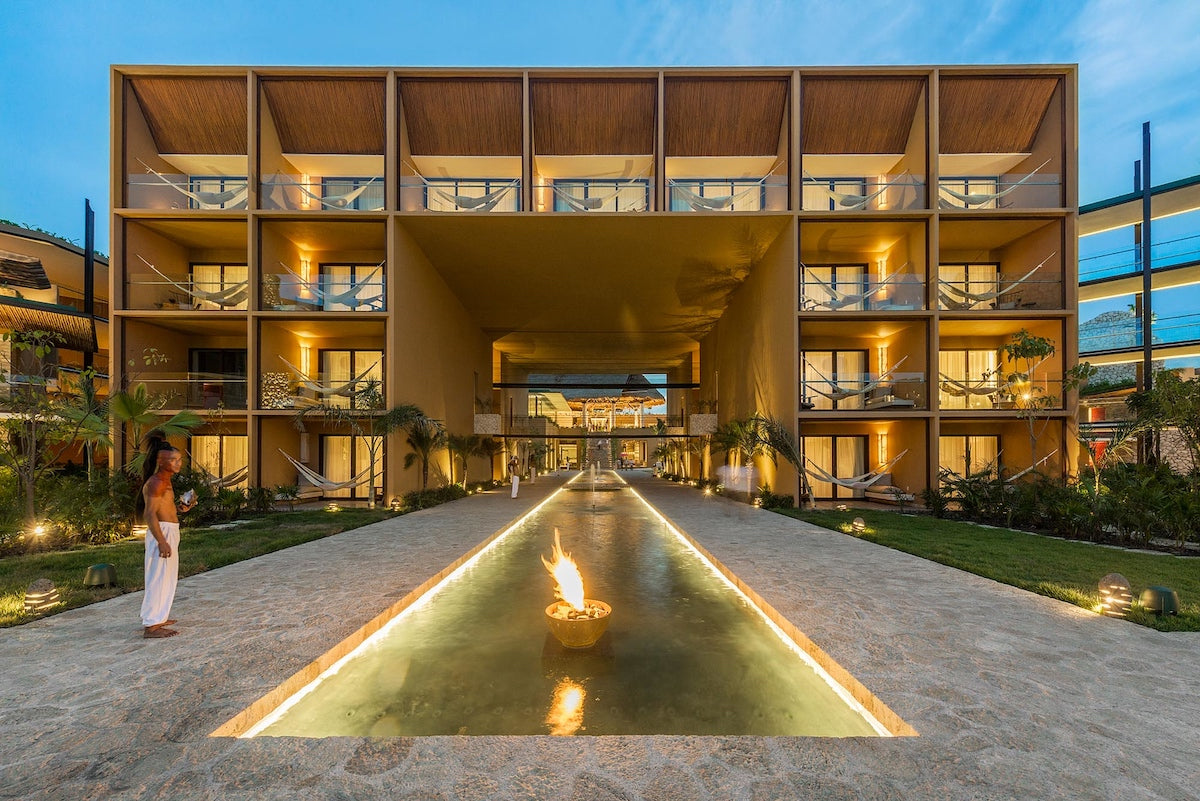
[687,435,710,480]
[446,433,484,487]
[403,415,445,491]
[477,436,505,482]
[108,382,204,475]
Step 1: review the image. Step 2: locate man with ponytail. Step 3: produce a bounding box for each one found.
[139,436,195,639]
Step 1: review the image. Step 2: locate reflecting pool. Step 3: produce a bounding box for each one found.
[248,476,888,737]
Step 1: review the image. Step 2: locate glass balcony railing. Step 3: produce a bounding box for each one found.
[261,272,385,312]
[938,374,1066,410]
[801,173,926,211]
[259,370,382,410]
[668,178,788,212]
[800,373,927,411]
[399,178,521,212]
[1079,233,1200,283]
[936,277,1062,311]
[126,173,249,210]
[800,273,926,311]
[534,179,650,213]
[937,174,1061,210]
[260,175,385,211]
[139,373,248,410]
[126,272,249,311]
[1080,312,1200,354]
[508,413,682,433]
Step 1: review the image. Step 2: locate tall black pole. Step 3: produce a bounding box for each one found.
[1140,123,1152,392]
[83,199,96,371]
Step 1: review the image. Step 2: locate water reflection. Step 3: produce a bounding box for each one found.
[545,677,586,735]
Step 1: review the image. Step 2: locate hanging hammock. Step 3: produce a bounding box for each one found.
[800,262,908,310]
[938,158,1051,208]
[938,368,1007,397]
[197,464,248,488]
[279,261,385,310]
[549,166,653,212]
[804,356,909,401]
[264,175,382,210]
[805,450,909,490]
[802,170,916,210]
[1004,449,1058,483]
[938,252,1055,309]
[279,449,372,491]
[136,255,249,308]
[401,164,519,212]
[279,355,380,397]
[138,160,248,209]
[668,159,786,211]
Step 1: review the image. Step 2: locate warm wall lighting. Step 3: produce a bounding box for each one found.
[876,175,889,209]
[877,344,888,373]
[299,343,312,377]
[878,432,888,466]
[300,174,311,208]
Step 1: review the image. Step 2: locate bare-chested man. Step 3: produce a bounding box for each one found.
[140,441,194,639]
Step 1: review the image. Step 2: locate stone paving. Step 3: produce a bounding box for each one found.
[1,470,1197,800]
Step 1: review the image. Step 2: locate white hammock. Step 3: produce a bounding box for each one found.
[266,174,382,210]
[402,165,519,212]
[198,464,248,488]
[137,255,248,307]
[550,169,652,212]
[939,158,1051,208]
[805,449,909,490]
[279,449,372,491]
[1005,449,1058,483]
[804,356,909,401]
[801,263,906,310]
[138,160,248,209]
[279,261,384,309]
[802,170,916,210]
[279,356,379,397]
[939,369,1007,397]
[938,252,1055,308]
[668,160,786,211]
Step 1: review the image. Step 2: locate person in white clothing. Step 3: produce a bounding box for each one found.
[508,454,520,498]
[139,439,194,638]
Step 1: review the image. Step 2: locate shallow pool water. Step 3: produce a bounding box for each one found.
[252,477,885,737]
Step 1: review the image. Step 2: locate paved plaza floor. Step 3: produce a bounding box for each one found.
[1,470,1197,800]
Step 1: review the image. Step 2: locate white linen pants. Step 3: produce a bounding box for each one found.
[140,521,179,627]
[511,475,520,498]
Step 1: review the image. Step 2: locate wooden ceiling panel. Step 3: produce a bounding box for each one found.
[665,78,788,157]
[129,77,247,154]
[801,78,924,154]
[262,79,385,155]
[399,78,522,156]
[532,79,656,155]
[939,76,1059,154]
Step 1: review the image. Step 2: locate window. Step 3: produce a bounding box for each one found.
[424,178,520,212]
[190,263,248,311]
[938,263,999,310]
[318,349,383,409]
[939,435,999,479]
[939,176,999,209]
[190,435,247,487]
[553,179,649,213]
[188,348,247,409]
[322,176,385,211]
[802,435,867,499]
[801,350,867,410]
[939,349,1001,410]
[187,175,247,210]
[801,263,867,311]
[669,179,764,212]
[802,177,866,211]
[320,434,382,500]
[318,263,385,312]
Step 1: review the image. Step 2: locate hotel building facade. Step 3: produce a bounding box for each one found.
[110,65,1078,504]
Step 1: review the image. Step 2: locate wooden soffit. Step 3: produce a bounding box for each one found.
[129,77,246,155]
[801,77,924,154]
[939,76,1059,154]
[261,78,385,155]
[665,77,789,157]
[532,78,656,155]
[399,78,522,156]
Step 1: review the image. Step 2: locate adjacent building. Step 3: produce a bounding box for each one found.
[110,65,1079,503]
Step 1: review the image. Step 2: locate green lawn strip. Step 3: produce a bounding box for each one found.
[773,508,1200,632]
[0,509,395,628]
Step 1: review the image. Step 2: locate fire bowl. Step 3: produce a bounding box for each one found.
[545,600,612,649]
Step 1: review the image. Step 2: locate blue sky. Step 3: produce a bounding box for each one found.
[2,0,1199,253]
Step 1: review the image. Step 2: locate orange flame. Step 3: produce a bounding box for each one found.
[541,528,585,611]
[545,677,586,736]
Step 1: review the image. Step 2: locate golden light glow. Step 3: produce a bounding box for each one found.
[300,174,311,208]
[545,677,586,736]
[299,343,312,377]
[541,529,585,611]
[878,432,888,466]
[876,175,888,209]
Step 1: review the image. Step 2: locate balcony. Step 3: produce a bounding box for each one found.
[1080,232,1200,283]
[260,175,384,211]
[138,372,247,411]
[937,168,1061,211]
[938,373,1068,411]
[400,177,521,213]
[936,270,1062,312]
[668,177,787,212]
[127,171,249,211]
[800,372,927,412]
[128,260,248,311]
[262,268,385,312]
[801,270,926,312]
[801,172,926,212]
[533,177,650,213]
[799,220,929,311]
[258,319,384,411]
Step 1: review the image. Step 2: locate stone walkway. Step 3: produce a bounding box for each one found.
[1,471,1197,800]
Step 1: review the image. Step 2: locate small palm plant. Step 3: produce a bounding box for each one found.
[403,415,446,492]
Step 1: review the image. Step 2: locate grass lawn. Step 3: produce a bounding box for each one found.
[774,507,1200,632]
[0,508,396,628]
